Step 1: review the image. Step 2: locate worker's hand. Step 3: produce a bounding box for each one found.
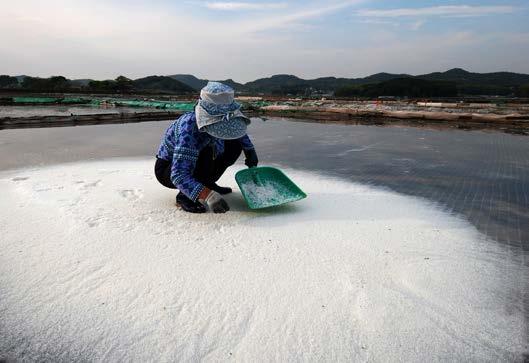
[199,189,230,213]
[244,148,259,168]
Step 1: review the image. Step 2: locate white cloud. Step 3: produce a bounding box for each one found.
[239,0,365,32]
[205,2,287,10]
[357,5,515,18]
[359,18,399,26]
[410,20,425,31]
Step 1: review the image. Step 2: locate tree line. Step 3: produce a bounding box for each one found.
[0,75,194,94]
[2,74,529,98]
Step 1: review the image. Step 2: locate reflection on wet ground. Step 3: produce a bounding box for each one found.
[0,117,527,257]
[256,119,529,256]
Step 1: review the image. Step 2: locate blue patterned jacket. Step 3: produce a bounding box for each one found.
[157,112,254,201]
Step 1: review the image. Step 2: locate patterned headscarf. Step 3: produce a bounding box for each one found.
[195,82,251,140]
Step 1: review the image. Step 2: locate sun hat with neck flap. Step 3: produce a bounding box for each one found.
[195,81,251,140]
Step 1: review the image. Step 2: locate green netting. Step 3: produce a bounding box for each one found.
[164,102,195,111]
[61,97,90,104]
[98,99,196,111]
[13,97,60,104]
[141,101,190,110]
[116,101,194,111]
[8,97,197,110]
[7,96,266,112]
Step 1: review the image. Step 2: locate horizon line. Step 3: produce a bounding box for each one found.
[5,67,529,84]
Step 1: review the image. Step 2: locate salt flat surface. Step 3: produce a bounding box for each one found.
[0,159,526,362]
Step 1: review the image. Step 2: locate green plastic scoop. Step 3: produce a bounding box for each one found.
[235,166,307,210]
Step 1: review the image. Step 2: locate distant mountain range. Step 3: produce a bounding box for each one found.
[132,76,194,93]
[168,69,529,97]
[169,74,245,92]
[2,69,529,97]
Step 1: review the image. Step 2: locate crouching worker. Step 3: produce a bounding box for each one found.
[155,82,258,214]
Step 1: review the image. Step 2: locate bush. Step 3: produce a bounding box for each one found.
[515,84,529,97]
[21,76,69,91]
[0,75,19,88]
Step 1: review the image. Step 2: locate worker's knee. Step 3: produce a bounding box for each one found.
[154,158,177,189]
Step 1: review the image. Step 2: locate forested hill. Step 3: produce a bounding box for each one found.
[234,69,529,96]
[2,68,529,97]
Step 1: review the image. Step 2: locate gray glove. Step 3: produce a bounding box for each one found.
[200,190,230,213]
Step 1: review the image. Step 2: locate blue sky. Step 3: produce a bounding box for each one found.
[1,0,528,81]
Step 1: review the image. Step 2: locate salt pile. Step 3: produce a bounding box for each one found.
[239,179,301,207]
[0,159,526,361]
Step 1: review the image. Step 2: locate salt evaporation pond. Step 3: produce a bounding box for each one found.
[0,115,528,361]
[0,105,153,118]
